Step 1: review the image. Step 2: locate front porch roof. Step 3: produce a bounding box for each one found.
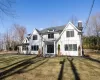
[43,39,56,42]
[17,43,29,46]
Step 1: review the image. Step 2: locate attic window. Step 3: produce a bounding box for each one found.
[48,29,54,32]
[33,35,37,40]
[66,31,74,37]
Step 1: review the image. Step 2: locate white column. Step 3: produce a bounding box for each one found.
[80,34,82,56]
[43,42,45,55]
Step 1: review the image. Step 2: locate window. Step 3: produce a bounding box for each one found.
[48,33,54,38]
[66,31,70,37]
[66,31,74,37]
[71,31,74,37]
[73,44,77,51]
[33,35,37,40]
[65,45,68,51]
[69,44,72,51]
[22,45,27,50]
[48,29,54,32]
[64,44,77,51]
[31,45,39,51]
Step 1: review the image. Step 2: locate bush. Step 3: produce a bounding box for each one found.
[83,36,100,50]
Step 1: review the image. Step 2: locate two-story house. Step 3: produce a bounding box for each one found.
[18,21,83,56]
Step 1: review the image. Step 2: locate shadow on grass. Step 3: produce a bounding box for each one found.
[0,56,37,70]
[83,55,100,63]
[0,56,46,80]
[58,59,65,80]
[22,59,49,73]
[67,57,80,80]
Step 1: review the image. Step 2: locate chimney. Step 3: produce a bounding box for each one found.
[78,21,83,31]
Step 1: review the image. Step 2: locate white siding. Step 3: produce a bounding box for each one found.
[29,29,42,54]
[22,38,29,43]
[42,33,59,40]
[57,23,81,56]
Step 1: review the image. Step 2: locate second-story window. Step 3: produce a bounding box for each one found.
[66,30,74,37]
[48,33,54,38]
[33,35,37,40]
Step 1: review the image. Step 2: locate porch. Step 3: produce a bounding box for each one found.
[18,43,29,54]
[43,40,56,57]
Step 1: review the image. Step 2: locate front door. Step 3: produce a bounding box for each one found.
[47,44,54,53]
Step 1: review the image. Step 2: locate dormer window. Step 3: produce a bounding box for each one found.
[48,33,54,38]
[33,35,37,40]
[48,29,54,32]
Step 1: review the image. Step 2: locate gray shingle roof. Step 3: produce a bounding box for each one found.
[26,34,31,40]
[40,25,66,34]
[35,25,81,35]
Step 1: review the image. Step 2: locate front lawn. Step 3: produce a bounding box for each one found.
[0,54,100,80]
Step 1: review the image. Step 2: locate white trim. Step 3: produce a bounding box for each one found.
[22,37,29,43]
[57,22,81,40]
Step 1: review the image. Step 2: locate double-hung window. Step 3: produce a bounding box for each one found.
[48,33,54,39]
[66,30,74,37]
[33,35,37,40]
[31,45,39,51]
[22,45,27,50]
[64,44,77,51]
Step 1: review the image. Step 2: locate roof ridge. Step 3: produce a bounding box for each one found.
[40,25,66,31]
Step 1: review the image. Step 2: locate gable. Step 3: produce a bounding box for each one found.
[22,38,29,43]
[57,22,81,39]
[31,29,41,40]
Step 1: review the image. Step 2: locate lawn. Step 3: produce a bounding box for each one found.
[0,54,100,80]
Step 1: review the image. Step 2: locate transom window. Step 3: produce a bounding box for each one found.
[48,33,54,38]
[31,45,39,51]
[66,31,74,37]
[33,35,37,40]
[65,44,77,51]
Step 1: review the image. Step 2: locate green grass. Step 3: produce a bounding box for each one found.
[0,54,100,80]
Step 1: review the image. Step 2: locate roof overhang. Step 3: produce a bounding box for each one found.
[17,43,29,46]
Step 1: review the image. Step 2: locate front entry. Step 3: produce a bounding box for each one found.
[47,44,54,53]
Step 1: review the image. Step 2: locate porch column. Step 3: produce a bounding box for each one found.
[43,42,46,56]
[79,34,82,56]
[54,41,55,54]
[43,42,45,55]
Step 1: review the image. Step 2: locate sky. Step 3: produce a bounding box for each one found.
[0,0,100,34]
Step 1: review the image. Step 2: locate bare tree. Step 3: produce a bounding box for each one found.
[86,12,100,49]
[86,12,100,37]
[0,0,15,17]
[69,15,78,26]
[3,29,11,51]
[13,24,27,43]
[1,24,27,51]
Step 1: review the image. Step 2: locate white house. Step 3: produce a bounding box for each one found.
[18,21,83,56]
